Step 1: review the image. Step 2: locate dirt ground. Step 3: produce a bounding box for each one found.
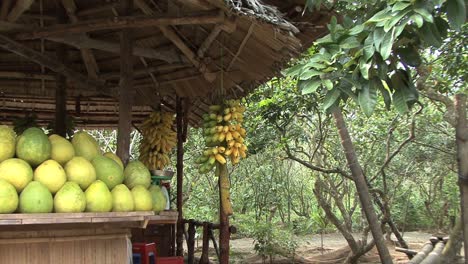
[194,231,434,263]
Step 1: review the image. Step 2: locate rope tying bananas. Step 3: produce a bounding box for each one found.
[139,111,177,170]
[196,100,247,174]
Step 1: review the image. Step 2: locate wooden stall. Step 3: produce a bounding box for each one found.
[0,0,331,263]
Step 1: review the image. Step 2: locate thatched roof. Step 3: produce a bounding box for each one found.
[0,0,331,128]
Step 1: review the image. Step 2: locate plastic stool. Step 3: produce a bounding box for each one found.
[132,242,157,264]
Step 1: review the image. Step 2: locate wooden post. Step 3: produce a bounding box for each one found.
[176,96,184,256]
[217,163,230,264]
[199,222,210,264]
[116,0,133,165]
[187,220,196,264]
[455,94,468,260]
[55,5,67,137]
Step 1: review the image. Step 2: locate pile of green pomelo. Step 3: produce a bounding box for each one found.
[0,125,167,214]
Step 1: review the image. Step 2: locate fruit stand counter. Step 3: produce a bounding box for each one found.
[0,212,162,264]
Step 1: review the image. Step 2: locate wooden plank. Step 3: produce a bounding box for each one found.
[116,0,134,166]
[47,35,184,63]
[0,211,154,220]
[15,11,224,40]
[6,0,34,22]
[0,34,110,95]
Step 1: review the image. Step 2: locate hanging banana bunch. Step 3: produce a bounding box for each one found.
[195,99,247,174]
[139,111,177,170]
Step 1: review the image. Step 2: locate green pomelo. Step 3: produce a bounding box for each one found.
[111,184,134,212]
[0,125,16,163]
[34,160,67,194]
[103,152,124,170]
[124,160,151,189]
[85,180,112,212]
[149,185,167,213]
[16,127,51,166]
[49,134,75,166]
[54,182,86,213]
[92,156,124,190]
[0,158,33,192]
[19,181,53,213]
[131,185,153,211]
[0,179,19,213]
[72,131,101,160]
[65,157,96,190]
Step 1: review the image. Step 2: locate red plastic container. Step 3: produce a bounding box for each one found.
[156,256,184,264]
[133,242,157,264]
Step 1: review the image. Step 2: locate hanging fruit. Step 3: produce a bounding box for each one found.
[139,111,177,170]
[196,99,247,174]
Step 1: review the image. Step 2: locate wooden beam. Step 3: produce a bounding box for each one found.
[55,44,67,137]
[175,0,215,10]
[61,0,99,79]
[0,21,29,32]
[134,0,217,82]
[15,11,225,40]
[0,71,55,80]
[176,96,185,257]
[0,34,110,94]
[197,25,222,58]
[116,0,134,165]
[76,3,118,17]
[0,0,12,21]
[6,0,34,22]
[47,35,184,63]
[100,63,188,80]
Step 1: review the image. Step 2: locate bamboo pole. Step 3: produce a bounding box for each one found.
[116,0,134,165]
[409,242,434,264]
[420,242,445,264]
[216,162,231,264]
[176,96,185,257]
[455,94,468,260]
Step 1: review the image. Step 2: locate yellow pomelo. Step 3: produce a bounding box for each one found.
[0,125,16,163]
[16,127,51,167]
[103,152,124,170]
[49,134,75,166]
[111,184,134,212]
[34,160,67,194]
[72,131,101,161]
[0,158,33,192]
[131,185,153,211]
[65,157,96,190]
[19,181,53,213]
[54,182,86,213]
[0,179,19,213]
[85,180,112,212]
[149,185,167,213]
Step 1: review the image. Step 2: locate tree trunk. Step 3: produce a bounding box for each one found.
[176,96,185,257]
[331,106,393,264]
[441,216,463,263]
[217,162,231,264]
[454,94,468,260]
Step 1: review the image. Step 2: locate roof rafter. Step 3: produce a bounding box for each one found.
[61,0,100,79]
[6,0,34,22]
[0,34,111,95]
[15,10,225,40]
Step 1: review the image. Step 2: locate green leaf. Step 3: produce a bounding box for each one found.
[379,27,395,60]
[373,27,386,51]
[396,47,422,67]
[284,64,305,77]
[341,37,361,49]
[411,14,424,28]
[419,23,442,47]
[315,34,334,45]
[376,79,392,110]
[363,35,375,61]
[322,88,341,111]
[300,79,322,95]
[323,79,333,90]
[299,69,322,80]
[392,1,412,12]
[358,83,378,117]
[367,8,391,23]
[359,58,371,80]
[384,9,411,32]
[348,24,365,35]
[392,88,409,114]
[414,7,434,23]
[446,0,466,31]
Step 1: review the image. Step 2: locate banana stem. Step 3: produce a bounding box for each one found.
[216,162,233,216]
